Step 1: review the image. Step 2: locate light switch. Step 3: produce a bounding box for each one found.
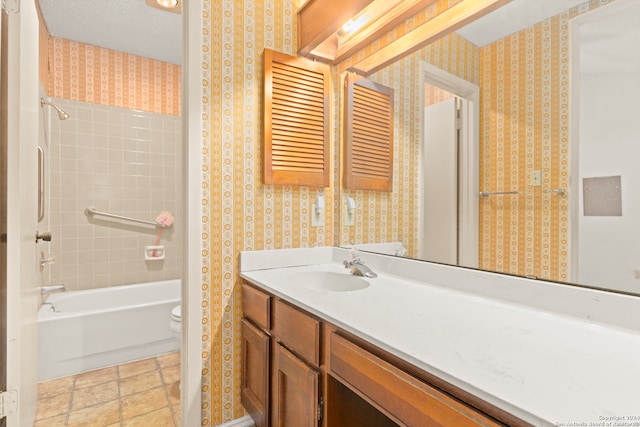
[311,204,323,227]
[530,170,542,187]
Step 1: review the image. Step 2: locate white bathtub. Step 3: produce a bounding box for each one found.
[38,279,181,381]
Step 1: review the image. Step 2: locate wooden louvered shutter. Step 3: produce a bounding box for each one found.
[263,49,330,187]
[343,73,393,192]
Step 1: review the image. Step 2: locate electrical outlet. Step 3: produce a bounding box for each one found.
[530,170,542,187]
[311,204,323,227]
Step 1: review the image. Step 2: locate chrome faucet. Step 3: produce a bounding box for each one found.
[39,284,65,304]
[343,249,377,278]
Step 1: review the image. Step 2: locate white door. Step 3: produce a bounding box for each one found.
[422,97,458,264]
[572,0,640,293]
[4,0,40,425]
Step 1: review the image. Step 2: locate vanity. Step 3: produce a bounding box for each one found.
[240,247,640,427]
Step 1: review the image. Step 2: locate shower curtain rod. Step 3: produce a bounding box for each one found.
[85,207,157,227]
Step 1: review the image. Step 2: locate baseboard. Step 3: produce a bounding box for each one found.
[216,415,255,427]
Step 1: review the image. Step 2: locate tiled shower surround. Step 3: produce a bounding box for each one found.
[46,98,182,291]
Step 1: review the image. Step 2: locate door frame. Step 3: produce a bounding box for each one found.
[1,10,8,427]
[419,62,479,269]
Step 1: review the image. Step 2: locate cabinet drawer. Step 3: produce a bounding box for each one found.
[242,283,271,330]
[329,332,502,427]
[273,299,320,366]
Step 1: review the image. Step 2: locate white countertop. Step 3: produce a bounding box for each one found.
[239,247,640,427]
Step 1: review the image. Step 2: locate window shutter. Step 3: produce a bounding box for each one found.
[263,49,330,187]
[343,73,394,192]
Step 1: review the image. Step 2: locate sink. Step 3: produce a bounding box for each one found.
[288,271,370,292]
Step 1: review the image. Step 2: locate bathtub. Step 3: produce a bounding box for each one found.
[38,279,181,381]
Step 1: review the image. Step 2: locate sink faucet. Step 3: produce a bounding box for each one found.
[343,249,377,278]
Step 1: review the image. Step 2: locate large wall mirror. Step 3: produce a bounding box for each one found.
[339,0,640,296]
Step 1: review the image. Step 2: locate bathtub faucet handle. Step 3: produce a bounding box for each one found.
[36,231,52,242]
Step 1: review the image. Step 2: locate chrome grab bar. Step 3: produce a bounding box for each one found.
[85,207,157,227]
[38,146,45,222]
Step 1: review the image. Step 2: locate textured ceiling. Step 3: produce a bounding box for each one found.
[456,0,587,46]
[37,0,630,72]
[37,0,182,65]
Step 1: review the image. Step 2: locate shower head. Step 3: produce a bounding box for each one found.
[40,98,70,120]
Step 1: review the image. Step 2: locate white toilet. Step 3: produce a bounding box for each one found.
[170,304,181,342]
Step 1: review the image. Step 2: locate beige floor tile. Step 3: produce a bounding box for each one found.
[171,403,181,426]
[166,382,180,405]
[105,423,122,427]
[74,366,118,389]
[71,380,119,410]
[120,370,162,396]
[33,414,67,427]
[118,357,157,379]
[121,386,168,420]
[122,407,175,427]
[66,399,120,427]
[160,365,180,385]
[156,351,180,369]
[35,392,71,420]
[38,375,75,400]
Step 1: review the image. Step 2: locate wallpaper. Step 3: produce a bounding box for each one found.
[39,31,181,116]
[200,0,336,423]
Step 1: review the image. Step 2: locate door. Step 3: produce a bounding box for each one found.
[4,0,40,425]
[241,319,270,427]
[272,343,319,427]
[422,97,459,265]
[571,0,640,293]
[1,8,9,427]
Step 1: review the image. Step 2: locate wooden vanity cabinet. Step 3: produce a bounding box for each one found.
[242,280,521,427]
[242,283,324,427]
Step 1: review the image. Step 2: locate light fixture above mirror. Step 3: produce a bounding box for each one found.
[298,0,438,64]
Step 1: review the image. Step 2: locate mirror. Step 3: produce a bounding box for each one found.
[339,0,640,295]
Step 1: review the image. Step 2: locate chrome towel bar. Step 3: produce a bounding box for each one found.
[85,207,157,227]
[479,189,566,197]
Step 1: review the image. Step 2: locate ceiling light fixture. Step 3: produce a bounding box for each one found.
[350,0,511,75]
[146,0,181,13]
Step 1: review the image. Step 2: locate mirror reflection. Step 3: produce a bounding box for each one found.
[339,0,640,295]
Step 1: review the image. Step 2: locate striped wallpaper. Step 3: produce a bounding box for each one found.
[39,22,181,116]
[200,0,337,423]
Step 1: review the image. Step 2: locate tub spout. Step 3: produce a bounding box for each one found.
[39,284,65,295]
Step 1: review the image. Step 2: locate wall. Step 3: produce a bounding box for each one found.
[39,18,181,116]
[38,20,183,291]
[46,98,183,291]
[200,0,337,423]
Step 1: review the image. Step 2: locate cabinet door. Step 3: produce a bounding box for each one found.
[272,343,320,427]
[241,319,270,427]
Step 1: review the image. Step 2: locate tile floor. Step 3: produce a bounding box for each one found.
[35,351,180,427]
